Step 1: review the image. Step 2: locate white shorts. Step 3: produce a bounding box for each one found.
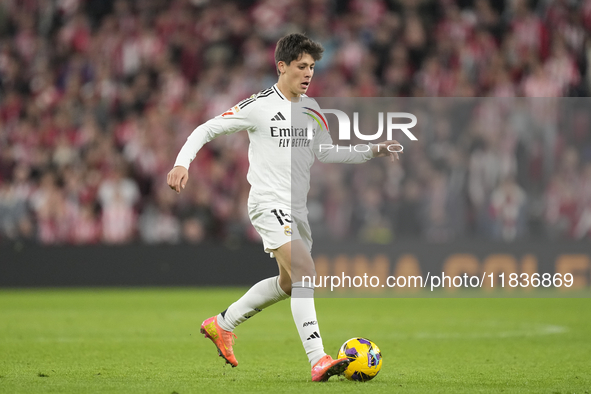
[249,207,313,254]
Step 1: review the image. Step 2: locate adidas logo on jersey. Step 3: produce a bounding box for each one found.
[271,112,286,121]
[306,331,320,340]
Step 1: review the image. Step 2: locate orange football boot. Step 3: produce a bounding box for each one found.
[311,355,350,382]
[200,316,238,367]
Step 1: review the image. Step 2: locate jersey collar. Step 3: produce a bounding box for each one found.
[273,84,287,100]
[273,83,308,102]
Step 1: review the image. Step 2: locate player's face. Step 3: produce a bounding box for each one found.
[279,53,315,99]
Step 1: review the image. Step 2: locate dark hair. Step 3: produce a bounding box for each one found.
[274,33,324,74]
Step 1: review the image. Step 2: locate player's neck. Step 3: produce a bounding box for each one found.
[276,80,300,102]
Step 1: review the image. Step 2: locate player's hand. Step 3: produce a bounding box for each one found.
[371,140,402,162]
[167,166,189,194]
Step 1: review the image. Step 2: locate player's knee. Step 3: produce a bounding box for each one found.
[279,279,292,296]
[278,273,292,295]
[292,265,316,283]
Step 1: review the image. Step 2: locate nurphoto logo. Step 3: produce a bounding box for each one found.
[311,108,417,152]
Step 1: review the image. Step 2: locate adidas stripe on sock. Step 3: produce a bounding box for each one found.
[291,281,326,366]
[217,276,289,332]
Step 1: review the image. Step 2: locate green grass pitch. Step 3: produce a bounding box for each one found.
[0,288,589,394]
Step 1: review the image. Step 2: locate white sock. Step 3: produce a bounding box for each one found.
[217,276,289,332]
[291,281,326,366]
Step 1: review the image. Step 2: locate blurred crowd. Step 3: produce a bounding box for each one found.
[0,0,590,246]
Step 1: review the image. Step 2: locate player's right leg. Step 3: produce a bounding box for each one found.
[200,273,289,367]
[201,208,293,367]
[200,315,238,367]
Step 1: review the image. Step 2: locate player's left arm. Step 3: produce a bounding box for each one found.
[308,99,402,164]
[313,124,401,164]
[370,141,401,162]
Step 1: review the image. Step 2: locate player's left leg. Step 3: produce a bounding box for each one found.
[273,240,325,364]
[273,240,349,381]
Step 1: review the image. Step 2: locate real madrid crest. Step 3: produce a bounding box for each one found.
[284,226,292,236]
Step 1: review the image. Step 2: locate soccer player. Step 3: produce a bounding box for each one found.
[167,33,400,382]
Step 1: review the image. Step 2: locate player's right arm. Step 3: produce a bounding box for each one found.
[167,166,189,194]
[167,99,255,193]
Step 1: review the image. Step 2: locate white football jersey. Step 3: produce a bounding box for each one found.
[174,84,373,216]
